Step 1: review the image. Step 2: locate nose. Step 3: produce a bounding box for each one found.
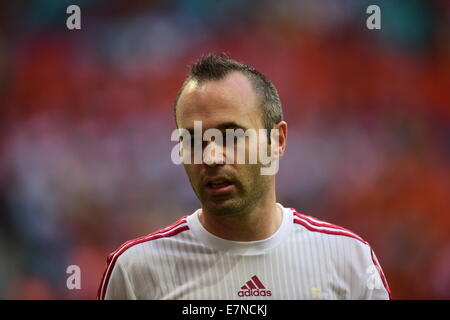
[203,141,225,167]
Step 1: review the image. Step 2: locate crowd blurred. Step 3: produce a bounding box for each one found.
[0,0,449,299]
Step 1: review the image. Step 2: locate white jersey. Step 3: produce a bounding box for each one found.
[98,203,391,300]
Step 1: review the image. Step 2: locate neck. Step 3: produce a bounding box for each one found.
[198,191,282,241]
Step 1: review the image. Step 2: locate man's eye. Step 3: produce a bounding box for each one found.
[225,131,244,141]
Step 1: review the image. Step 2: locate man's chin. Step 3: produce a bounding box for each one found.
[202,197,244,216]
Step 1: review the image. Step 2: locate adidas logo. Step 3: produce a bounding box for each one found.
[237,275,272,297]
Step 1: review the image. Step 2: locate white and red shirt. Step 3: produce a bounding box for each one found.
[98,203,391,300]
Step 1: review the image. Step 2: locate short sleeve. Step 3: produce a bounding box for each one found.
[102,255,137,300]
[347,241,391,300]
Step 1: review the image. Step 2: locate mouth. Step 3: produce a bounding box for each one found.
[204,177,235,195]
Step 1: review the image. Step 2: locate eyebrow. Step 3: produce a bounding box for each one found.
[185,122,248,135]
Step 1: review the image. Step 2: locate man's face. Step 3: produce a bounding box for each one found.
[176,71,272,216]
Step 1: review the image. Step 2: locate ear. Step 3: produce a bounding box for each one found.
[272,121,287,159]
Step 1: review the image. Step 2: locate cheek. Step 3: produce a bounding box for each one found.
[184,165,200,183]
[236,164,262,187]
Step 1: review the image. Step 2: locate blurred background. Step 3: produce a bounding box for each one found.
[0,0,449,299]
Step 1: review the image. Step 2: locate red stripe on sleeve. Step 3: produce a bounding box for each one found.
[97,223,189,300]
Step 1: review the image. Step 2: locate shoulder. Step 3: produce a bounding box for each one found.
[107,215,190,264]
[291,209,369,248]
[97,216,190,299]
[291,209,391,296]
[290,208,376,264]
[291,209,392,299]
[291,209,391,299]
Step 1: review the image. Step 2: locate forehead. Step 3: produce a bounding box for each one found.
[176,71,262,130]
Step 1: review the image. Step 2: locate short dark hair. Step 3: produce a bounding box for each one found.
[174,53,283,132]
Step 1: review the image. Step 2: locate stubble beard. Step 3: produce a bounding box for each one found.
[196,169,270,217]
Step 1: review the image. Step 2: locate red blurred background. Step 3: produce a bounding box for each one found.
[0,0,449,299]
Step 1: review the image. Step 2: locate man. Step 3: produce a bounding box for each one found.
[98,54,391,300]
